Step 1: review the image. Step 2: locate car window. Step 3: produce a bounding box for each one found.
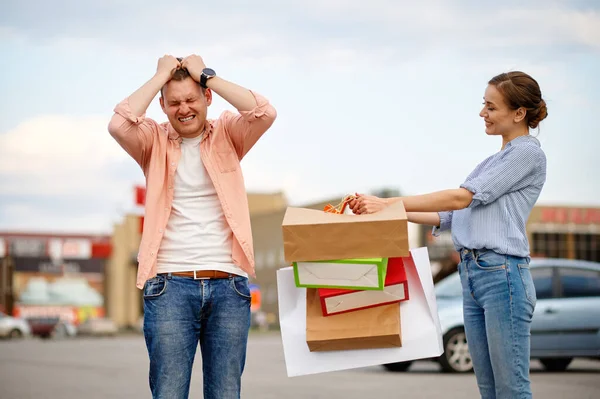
[558,268,600,298]
[435,272,462,297]
[531,267,554,300]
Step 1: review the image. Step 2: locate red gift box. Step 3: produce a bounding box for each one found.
[318,257,409,316]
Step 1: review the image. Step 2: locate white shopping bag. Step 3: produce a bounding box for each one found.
[277,247,443,377]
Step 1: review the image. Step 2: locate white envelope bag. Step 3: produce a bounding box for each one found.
[277,247,444,377]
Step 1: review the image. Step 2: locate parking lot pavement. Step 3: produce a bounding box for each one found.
[1,333,599,398]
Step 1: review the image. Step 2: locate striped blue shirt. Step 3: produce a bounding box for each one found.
[433,135,547,257]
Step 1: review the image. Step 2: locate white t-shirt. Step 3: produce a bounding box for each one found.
[156,134,247,277]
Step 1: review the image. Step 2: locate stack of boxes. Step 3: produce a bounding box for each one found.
[282,200,412,352]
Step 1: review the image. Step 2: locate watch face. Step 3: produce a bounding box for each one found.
[203,68,216,77]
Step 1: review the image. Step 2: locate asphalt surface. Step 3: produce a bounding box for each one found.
[1,332,599,398]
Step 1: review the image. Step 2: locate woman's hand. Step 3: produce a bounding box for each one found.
[349,194,389,215]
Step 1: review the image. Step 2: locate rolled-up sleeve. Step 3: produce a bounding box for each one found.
[238,91,273,121]
[112,99,148,124]
[460,144,545,208]
[432,211,453,236]
[108,98,157,171]
[222,91,277,159]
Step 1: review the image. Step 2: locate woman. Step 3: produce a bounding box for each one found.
[350,71,547,399]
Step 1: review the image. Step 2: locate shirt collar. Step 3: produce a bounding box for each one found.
[167,120,214,141]
[505,134,540,148]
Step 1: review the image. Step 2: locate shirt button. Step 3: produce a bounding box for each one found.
[164,207,168,211]
[150,252,154,256]
[159,229,163,233]
[171,162,175,167]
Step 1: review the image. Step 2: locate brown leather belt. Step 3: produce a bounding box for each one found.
[159,270,233,279]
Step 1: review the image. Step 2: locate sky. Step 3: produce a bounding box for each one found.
[0,0,599,234]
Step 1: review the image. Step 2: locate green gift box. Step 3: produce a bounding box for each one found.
[292,257,388,290]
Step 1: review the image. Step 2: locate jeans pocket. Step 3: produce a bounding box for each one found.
[143,275,167,299]
[230,277,251,300]
[518,264,537,307]
[473,250,506,271]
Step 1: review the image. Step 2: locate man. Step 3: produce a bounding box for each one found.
[108,54,277,399]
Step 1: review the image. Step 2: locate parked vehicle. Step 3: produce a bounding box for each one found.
[383,258,600,373]
[77,317,118,337]
[0,311,31,339]
[27,316,61,339]
[50,320,78,339]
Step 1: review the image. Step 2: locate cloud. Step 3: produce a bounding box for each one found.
[0,115,130,194]
[0,110,334,232]
[1,0,599,234]
[2,0,598,69]
[0,115,143,232]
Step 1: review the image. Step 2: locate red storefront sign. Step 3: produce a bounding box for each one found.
[540,208,600,224]
[135,185,146,206]
[134,185,146,234]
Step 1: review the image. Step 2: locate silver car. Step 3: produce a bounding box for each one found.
[0,311,31,339]
[384,258,600,373]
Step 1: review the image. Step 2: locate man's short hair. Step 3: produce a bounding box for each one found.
[171,68,191,83]
[160,68,204,97]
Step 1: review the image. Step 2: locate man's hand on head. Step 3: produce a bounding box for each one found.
[181,55,207,82]
[156,55,181,81]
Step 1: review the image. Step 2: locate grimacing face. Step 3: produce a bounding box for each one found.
[160,77,212,138]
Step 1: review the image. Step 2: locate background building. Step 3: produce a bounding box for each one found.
[0,232,112,325]
[3,195,598,331]
[527,206,600,261]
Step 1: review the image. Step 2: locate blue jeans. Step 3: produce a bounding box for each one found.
[458,248,537,399]
[143,274,251,399]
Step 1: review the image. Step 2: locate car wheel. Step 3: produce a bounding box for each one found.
[540,358,573,372]
[383,361,413,372]
[439,328,473,373]
[9,329,23,339]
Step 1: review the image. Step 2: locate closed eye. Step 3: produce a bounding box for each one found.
[482,101,495,111]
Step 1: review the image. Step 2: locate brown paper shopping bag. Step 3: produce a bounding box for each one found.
[305,288,402,352]
[282,200,409,263]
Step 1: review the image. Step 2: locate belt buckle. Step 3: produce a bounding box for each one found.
[193,270,210,280]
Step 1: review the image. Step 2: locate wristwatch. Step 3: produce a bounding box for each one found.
[200,68,216,88]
